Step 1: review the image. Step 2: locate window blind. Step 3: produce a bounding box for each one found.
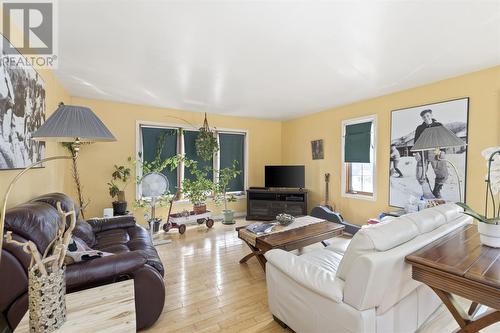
[219,132,245,192]
[141,126,178,191]
[344,121,372,163]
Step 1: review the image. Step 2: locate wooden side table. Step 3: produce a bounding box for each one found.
[406,224,500,333]
[15,280,136,333]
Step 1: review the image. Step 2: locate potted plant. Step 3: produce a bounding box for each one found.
[182,162,213,214]
[214,161,241,224]
[457,147,500,248]
[196,113,219,161]
[108,160,132,215]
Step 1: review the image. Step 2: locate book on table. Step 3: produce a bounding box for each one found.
[245,223,274,235]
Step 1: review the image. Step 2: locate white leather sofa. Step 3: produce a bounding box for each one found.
[264,203,472,333]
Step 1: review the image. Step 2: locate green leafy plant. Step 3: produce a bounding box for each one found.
[456,203,499,225]
[214,161,241,210]
[182,163,214,206]
[138,130,179,175]
[195,129,218,161]
[107,158,132,202]
[195,113,219,161]
[455,147,500,226]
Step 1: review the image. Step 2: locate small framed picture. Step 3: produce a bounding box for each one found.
[311,139,324,160]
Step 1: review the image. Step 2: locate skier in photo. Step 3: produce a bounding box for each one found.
[413,109,449,198]
[390,144,403,177]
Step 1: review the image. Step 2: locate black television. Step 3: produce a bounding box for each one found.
[265,165,305,189]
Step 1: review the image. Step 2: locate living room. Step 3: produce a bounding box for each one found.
[0,1,499,333]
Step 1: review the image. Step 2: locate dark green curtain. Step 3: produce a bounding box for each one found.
[184,130,213,181]
[141,126,178,190]
[344,122,372,163]
[219,133,245,191]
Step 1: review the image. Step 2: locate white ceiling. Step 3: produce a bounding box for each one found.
[55,0,500,120]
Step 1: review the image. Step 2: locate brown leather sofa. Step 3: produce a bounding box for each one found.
[0,193,165,331]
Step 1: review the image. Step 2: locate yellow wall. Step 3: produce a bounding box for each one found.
[65,97,282,222]
[282,66,500,225]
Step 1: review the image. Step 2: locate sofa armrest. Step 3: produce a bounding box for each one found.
[66,251,148,288]
[264,249,343,303]
[87,215,136,233]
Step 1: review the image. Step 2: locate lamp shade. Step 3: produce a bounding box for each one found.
[411,126,465,151]
[32,104,116,142]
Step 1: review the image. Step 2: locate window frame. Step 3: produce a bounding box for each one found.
[341,115,377,201]
[136,120,249,201]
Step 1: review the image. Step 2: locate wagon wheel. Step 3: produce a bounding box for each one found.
[178,224,187,234]
[196,218,205,225]
[163,222,171,232]
[206,218,214,228]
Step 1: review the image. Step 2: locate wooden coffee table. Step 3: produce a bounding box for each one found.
[237,219,344,270]
[406,224,500,333]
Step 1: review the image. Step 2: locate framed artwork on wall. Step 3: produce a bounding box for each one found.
[0,34,46,170]
[311,139,324,160]
[389,98,469,207]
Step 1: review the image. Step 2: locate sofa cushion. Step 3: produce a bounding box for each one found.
[265,249,344,303]
[4,202,59,254]
[325,238,351,255]
[431,202,464,221]
[72,220,96,247]
[403,210,446,234]
[366,217,420,251]
[93,225,164,276]
[31,193,79,226]
[300,248,343,273]
[337,217,419,280]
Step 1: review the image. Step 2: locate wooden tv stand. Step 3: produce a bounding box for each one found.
[246,188,308,221]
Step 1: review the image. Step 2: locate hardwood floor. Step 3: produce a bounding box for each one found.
[144,218,500,333]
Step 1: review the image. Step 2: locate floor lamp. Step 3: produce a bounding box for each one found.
[0,103,116,261]
[411,126,467,202]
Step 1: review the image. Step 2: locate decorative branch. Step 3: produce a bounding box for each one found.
[5,232,47,276]
[5,202,78,277]
[56,202,77,268]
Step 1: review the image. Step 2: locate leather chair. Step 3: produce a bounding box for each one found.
[0,193,165,331]
[265,203,473,333]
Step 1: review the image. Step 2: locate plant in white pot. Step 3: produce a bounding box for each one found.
[457,147,500,248]
[214,161,241,225]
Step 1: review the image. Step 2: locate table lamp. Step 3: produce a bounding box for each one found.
[0,103,116,261]
[411,126,466,201]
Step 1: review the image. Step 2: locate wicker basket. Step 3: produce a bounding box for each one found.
[28,267,66,333]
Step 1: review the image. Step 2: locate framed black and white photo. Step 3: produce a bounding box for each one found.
[311,139,324,160]
[0,34,46,170]
[390,98,469,207]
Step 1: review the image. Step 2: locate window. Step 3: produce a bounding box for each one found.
[140,127,178,191]
[138,123,247,199]
[219,132,245,192]
[342,116,376,199]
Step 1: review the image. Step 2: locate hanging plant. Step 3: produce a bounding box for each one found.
[196,113,219,161]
